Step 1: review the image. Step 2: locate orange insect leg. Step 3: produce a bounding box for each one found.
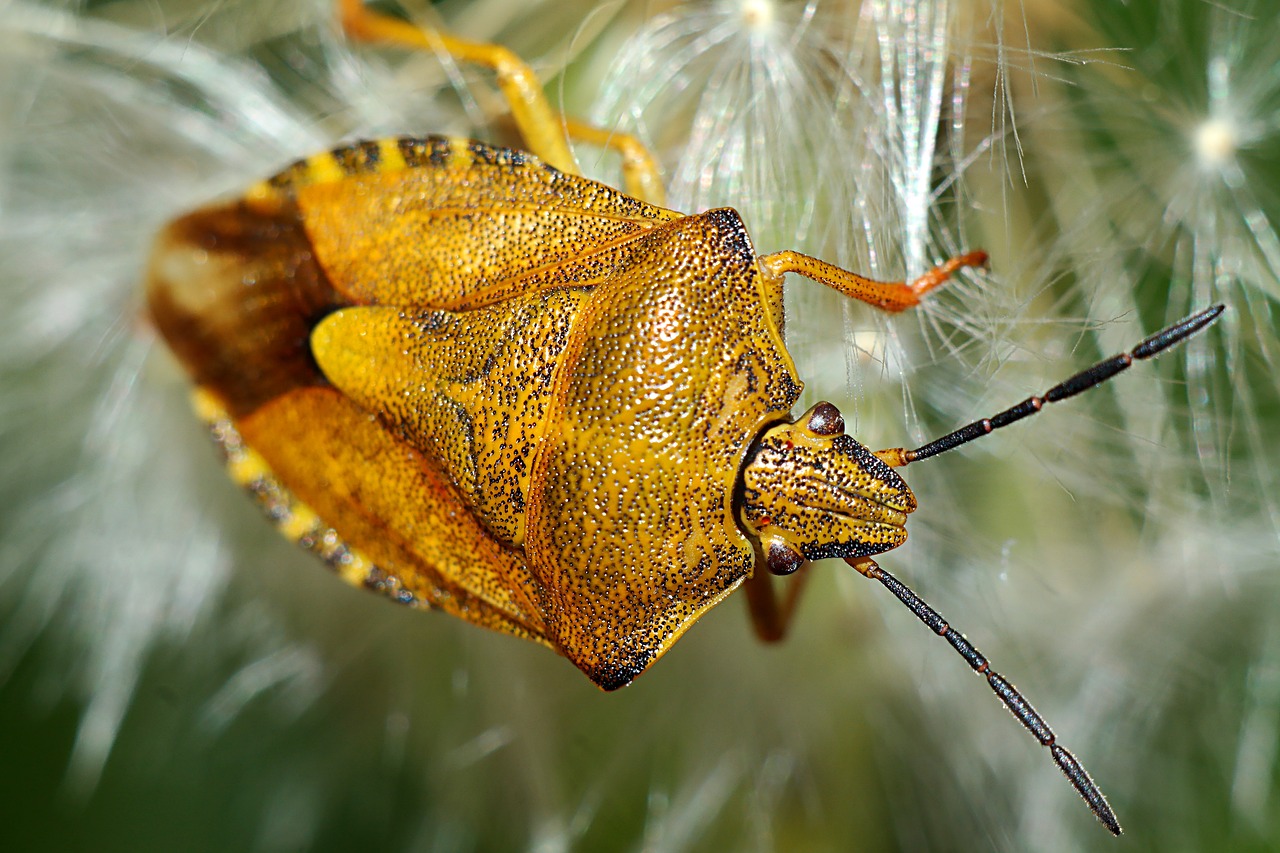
[336,2,667,204]
[561,118,665,206]
[759,249,988,313]
[336,0,576,174]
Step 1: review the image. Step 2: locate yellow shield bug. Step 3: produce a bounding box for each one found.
[144,0,1225,836]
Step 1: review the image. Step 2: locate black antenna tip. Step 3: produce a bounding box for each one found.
[1132,303,1226,360]
[1051,743,1123,835]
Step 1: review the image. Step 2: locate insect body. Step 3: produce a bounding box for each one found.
[150,135,916,688]
[146,0,1226,835]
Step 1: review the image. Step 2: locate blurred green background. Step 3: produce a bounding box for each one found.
[2,0,1278,850]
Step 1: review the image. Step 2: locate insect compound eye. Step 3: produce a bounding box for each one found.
[806,401,845,437]
[766,541,805,576]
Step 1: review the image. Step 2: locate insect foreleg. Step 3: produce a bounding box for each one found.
[758,249,988,313]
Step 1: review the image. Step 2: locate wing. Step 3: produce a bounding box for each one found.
[310,287,591,552]
[235,386,549,639]
[269,136,683,310]
[147,136,681,645]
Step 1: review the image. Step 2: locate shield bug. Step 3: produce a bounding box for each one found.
[145,0,1224,836]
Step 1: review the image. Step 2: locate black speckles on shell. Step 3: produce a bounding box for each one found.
[837,435,913,507]
[523,208,804,685]
[738,418,915,566]
[314,287,590,551]
[332,139,382,175]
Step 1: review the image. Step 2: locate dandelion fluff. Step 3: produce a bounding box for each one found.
[1,0,1272,850]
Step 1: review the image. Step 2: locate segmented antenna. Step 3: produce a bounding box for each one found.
[846,557,1122,835]
[879,304,1224,466]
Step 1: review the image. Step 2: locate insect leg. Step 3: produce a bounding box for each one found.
[560,118,665,206]
[846,556,1122,835]
[336,0,576,174]
[874,304,1225,467]
[742,564,814,643]
[758,249,988,313]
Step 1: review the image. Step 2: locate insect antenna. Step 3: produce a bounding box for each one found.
[877,304,1224,467]
[845,556,1122,835]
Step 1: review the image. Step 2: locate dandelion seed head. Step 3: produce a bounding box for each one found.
[736,0,776,35]
[1192,115,1239,173]
[2,1,1269,850]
